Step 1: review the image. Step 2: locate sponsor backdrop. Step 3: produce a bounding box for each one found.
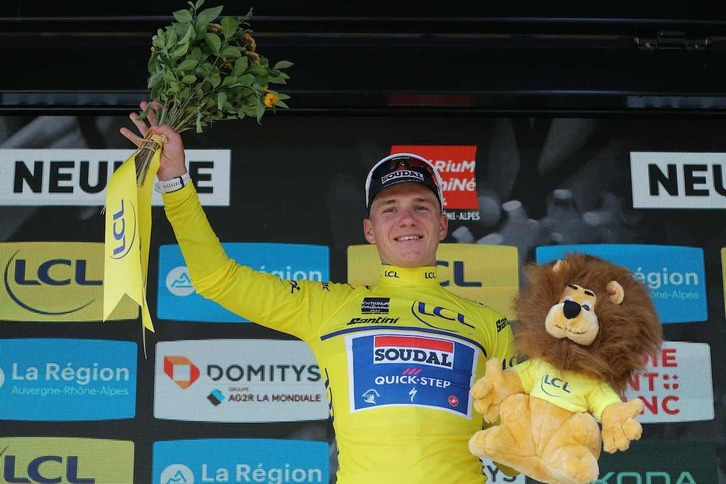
[1,114,725,483]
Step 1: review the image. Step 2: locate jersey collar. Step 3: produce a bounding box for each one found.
[377,265,438,286]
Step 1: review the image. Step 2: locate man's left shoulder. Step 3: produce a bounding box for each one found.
[446,291,507,322]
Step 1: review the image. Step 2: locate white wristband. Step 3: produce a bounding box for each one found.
[155,172,191,193]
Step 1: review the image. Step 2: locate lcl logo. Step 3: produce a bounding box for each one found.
[412,301,474,333]
[109,198,137,259]
[2,455,95,484]
[436,260,481,288]
[540,374,572,397]
[10,257,101,287]
[4,252,101,315]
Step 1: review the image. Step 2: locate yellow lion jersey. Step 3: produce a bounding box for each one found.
[514,358,622,420]
[163,184,516,483]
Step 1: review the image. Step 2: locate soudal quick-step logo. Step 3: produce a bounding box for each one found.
[536,244,706,324]
[0,148,230,206]
[348,243,519,319]
[155,340,327,423]
[0,437,134,483]
[0,338,137,421]
[630,151,726,209]
[0,242,138,322]
[153,439,329,484]
[374,335,454,369]
[349,330,478,417]
[597,439,716,483]
[624,341,713,423]
[157,243,329,322]
[381,169,424,184]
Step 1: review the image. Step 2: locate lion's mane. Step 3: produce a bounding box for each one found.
[513,253,662,395]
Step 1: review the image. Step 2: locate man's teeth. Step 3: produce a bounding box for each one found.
[397,235,421,241]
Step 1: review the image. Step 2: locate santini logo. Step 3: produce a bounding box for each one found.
[630,152,726,209]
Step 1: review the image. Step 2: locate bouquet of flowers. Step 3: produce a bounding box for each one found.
[104,0,291,341]
[135,0,292,183]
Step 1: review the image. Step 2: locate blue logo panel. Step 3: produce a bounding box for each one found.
[349,332,476,417]
[152,438,329,483]
[0,338,137,420]
[536,244,707,323]
[157,243,329,323]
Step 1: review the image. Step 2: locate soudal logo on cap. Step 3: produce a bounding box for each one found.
[373,335,454,368]
[381,169,424,185]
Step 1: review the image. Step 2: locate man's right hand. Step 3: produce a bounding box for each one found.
[119,101,188,181]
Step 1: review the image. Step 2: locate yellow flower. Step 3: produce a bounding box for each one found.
[263,92,279,107]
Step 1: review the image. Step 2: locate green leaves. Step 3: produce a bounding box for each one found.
[204,32,221,53]
[145,0,293,132]
[220,16,239,40]
[273,60,294,70]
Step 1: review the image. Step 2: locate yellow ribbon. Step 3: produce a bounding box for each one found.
[103,132,162,345]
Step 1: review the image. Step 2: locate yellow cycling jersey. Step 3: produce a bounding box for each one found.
[163,184,516,483]
[515,358,623,420]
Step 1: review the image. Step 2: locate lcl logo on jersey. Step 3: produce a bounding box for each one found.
[373,335,454,369]
[0,242,137,321]
[411,301,474,334]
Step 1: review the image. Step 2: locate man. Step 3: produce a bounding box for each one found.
[122,103,515,483]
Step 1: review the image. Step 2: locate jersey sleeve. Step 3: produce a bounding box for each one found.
[513,359,535,394]
[588,380,624,421]
[162,183,353,341]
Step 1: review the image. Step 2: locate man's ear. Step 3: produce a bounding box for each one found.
[363,218,376,244]
[438,214,448,241]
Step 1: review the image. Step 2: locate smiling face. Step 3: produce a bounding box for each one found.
[363,182,448,268]
[544,283,600,346]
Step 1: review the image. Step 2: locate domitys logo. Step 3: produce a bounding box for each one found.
[164,356,200,389]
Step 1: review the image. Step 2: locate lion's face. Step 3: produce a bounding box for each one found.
[513,253,662,395]
[545,284,599,345]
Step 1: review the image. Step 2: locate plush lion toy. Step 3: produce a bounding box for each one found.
[469,253,662,484]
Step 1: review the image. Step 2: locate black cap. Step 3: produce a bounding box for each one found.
[365,153,444,209]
